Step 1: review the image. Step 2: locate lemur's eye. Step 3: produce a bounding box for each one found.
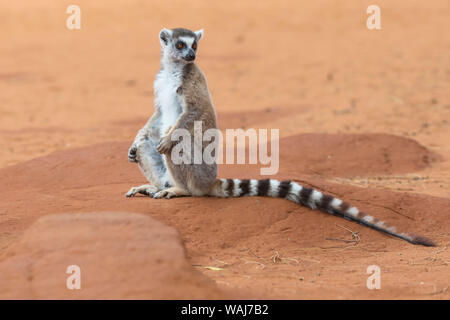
[176,41,185,50]
[192,42,197,50]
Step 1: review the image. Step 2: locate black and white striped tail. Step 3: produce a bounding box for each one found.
[211,178,435,247]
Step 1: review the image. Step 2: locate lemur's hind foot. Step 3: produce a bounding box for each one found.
[126,184,160,198]
[153,186,190,199]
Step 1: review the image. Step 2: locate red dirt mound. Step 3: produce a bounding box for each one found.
[220,133,438,178]
[0,133,437,192]
[0,133,448,299]
[0,212,227,299]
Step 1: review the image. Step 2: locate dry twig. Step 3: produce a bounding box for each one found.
[326,223,360,245]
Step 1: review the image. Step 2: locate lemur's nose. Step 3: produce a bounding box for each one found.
[185,50,196,61]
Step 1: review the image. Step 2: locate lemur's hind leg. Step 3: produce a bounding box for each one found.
[126,135,172,197]
[152,150,216,199]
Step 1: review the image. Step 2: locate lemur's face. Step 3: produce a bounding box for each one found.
[159,28,203,63]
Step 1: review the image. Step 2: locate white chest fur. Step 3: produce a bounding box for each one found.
[154,67,183,135]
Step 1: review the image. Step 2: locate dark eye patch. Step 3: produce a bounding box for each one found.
[192,41,197,50]
[175,41,185,50]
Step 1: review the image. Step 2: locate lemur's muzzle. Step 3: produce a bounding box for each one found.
[184,49,196,61]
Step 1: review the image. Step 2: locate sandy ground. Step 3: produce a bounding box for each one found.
[0,0,449,299]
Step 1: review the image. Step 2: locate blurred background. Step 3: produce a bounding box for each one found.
[0,0,449,196]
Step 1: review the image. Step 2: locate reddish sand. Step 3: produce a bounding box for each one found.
[0,136,448,299]
[0,1,449,299]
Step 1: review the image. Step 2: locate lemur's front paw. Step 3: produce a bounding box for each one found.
[128,144,138,163]
[157,135,174,154]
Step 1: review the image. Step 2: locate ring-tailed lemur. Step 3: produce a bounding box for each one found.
[126,28,435,247]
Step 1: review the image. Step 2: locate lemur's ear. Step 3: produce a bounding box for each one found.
[195,29,204,41]
[159,28,172,45]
